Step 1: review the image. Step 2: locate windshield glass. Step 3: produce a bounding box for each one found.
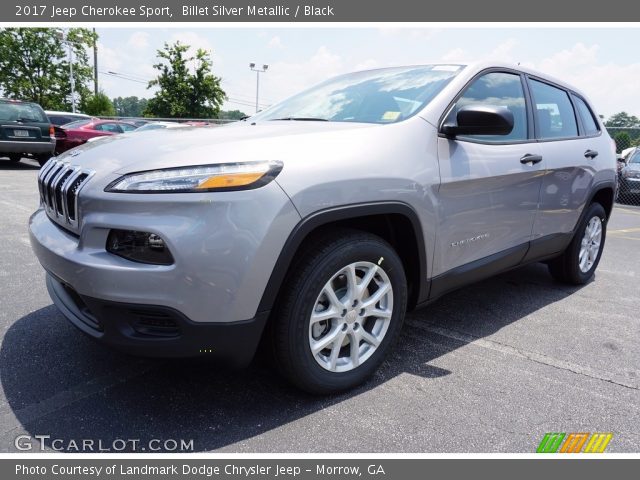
[136,123,170,131]
[628,150,640,164]
[0,102,48,123]
[62,119,91,129]
[252,65,464,124]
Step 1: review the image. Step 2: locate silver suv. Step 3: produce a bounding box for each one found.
[30,62,616,393]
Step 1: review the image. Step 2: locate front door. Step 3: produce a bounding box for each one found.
[433,71,544,283]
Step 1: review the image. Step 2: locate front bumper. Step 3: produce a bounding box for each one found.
[46,273,268,364]
[620,176,640,193]
[0,139,55,155]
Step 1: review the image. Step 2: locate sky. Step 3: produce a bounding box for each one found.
[94,27,640,118]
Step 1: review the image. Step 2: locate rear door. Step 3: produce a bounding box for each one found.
[434,70,544,280]
[528,78,609,241]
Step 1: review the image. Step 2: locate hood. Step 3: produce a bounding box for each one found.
[59,121,379,176]
[624,162,640,171]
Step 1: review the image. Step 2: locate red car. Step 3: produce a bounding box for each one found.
[54,119,137,155]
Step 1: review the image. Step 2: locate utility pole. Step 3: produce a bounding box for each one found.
[56,29,77,113]
[249,63,268,113]
[93,28,98,95]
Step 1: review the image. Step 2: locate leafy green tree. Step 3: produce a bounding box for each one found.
[112,96,149,117]
[0,28,96,110]
[605,112,640,128]
[144,42,225,118]
[614,131,632,153]
[81,91,115,116]
[218,109,248,120]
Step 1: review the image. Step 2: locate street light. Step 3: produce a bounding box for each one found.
[55,29,77,113]
[249,63,268,113]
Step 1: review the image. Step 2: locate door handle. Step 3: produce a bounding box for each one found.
[584,149,599,159]
[520,154,543,165]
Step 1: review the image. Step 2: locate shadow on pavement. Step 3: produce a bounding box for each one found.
[0,159,40,170]
[0,263,584,452]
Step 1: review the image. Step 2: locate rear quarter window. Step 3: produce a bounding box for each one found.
[572,95,600,136]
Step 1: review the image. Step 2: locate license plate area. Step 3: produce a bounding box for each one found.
[13,129,30,137]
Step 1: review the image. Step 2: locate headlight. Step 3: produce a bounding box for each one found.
[105,161,283,193]
[623,169,640,179]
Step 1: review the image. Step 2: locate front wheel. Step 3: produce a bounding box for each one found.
[8,154,22,162]
[272,230,407,394]
[548,202,607,285]
[36,155,51,167]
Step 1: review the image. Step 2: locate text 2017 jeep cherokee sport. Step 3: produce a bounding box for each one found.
[30,62,616,393]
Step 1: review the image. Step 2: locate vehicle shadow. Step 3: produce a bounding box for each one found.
[0,159,40,170]
[0,263,586,452]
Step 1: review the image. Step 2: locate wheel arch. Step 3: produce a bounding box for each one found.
[256,201,429,315]
[588,182,615,220]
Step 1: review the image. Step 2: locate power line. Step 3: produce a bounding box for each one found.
[101,71,271,108]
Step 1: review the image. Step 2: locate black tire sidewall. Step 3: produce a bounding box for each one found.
[278,235,407,394]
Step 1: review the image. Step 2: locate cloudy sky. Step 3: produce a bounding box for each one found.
[95,27,640,118]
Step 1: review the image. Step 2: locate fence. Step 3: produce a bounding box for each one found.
[608,127,640,206]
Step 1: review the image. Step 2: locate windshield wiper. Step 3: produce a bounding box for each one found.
[269,117,329,122]
[15,117,40,123]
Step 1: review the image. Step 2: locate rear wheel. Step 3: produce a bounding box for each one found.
[548,202,607,285]
[272,230,407,394]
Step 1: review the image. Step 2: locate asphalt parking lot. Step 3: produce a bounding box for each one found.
[0,157,638,453]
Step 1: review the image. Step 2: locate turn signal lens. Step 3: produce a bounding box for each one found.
[106,229,174,265]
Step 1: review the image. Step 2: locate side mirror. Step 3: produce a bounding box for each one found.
[442,105,514,137]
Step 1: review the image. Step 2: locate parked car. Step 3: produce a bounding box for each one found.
[134,121,191,132]
[618,148,640,203]
[0,98,55,166]
[30,62,616,393]
[54,119,138,155]
[45,111,92,127]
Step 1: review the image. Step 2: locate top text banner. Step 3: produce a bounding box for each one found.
[3,0,640,22]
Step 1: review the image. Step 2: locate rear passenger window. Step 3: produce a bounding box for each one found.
[450,72,528,143]
[529,79,578,139]
[572,95,600,136]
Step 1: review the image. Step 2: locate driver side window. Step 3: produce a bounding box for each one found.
[449,72,528,143]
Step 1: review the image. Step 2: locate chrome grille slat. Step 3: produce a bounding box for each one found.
[37,160,94,232]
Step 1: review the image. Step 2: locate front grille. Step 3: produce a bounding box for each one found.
[38,159,93,231]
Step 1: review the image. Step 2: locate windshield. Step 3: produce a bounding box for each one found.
[252,65,464,124]
[628,150,640,164]
[136,123,170,131]
[62,119,91,129]
[0,102,48,123]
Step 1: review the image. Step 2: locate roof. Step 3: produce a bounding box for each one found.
[45,110,91,117]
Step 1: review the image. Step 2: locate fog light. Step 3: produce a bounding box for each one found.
[106,229,174,265]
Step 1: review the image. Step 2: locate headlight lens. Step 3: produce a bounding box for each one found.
[106,161,283,193]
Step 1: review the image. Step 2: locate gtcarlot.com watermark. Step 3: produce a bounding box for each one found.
[14,435,194,452]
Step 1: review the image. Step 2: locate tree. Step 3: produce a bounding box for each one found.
[144,42,226,118]
[81,91,115,116]
[218,109,248,120]
[614,131,632,153]
[112,96,149,117]
[0,28,96,110]
[605,111,640,128]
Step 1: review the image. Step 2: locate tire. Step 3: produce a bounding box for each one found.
[272,229,407,394]
[8,154,22,162]
[36,155,51,167]
[548,202,607,285]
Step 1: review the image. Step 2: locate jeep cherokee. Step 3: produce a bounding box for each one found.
[29,62,616,393]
